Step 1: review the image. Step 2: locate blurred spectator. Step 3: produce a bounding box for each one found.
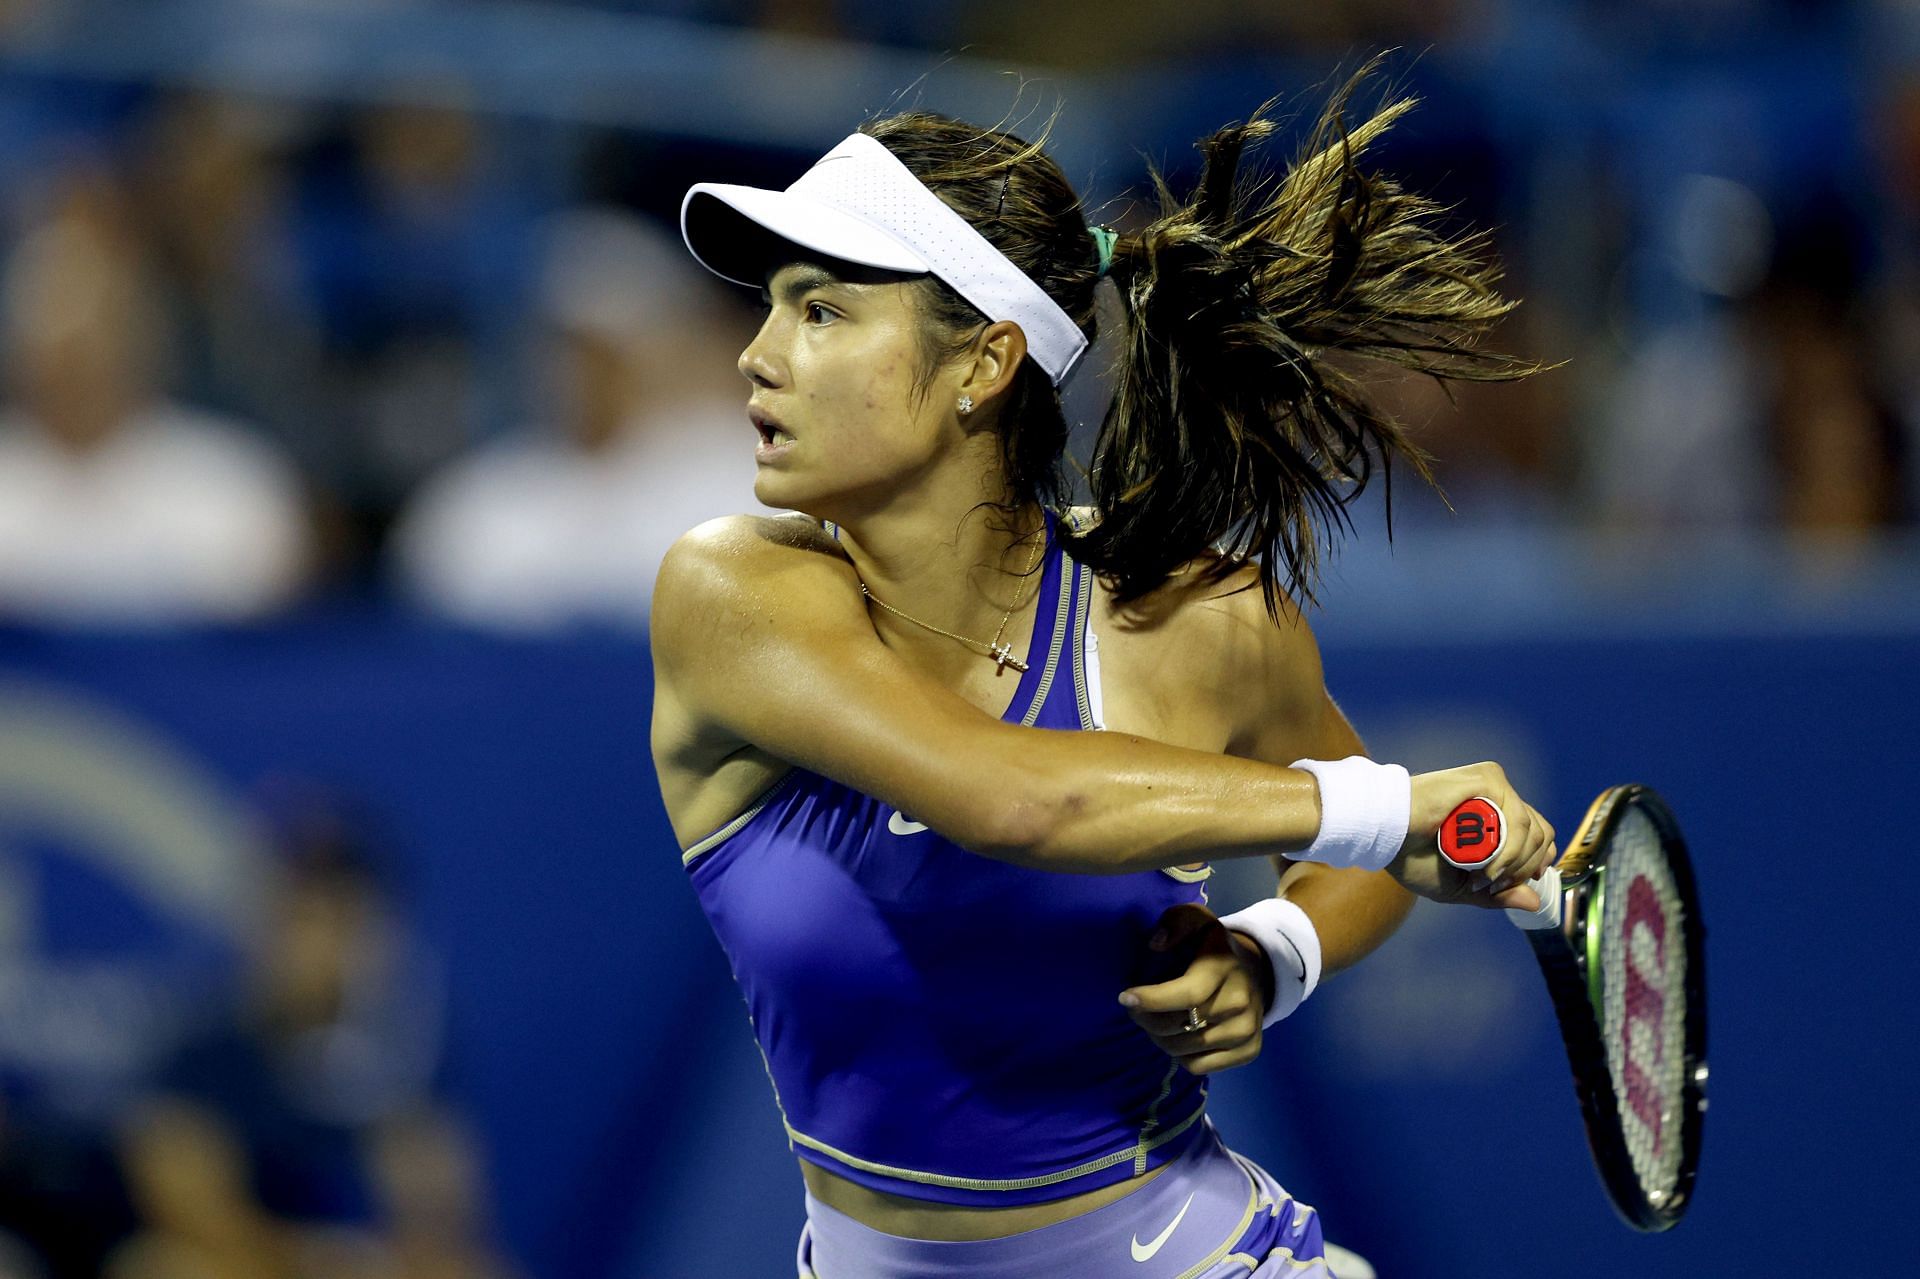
[135,93,331,512]
[109,790,511,1279]
[0,174,315,623]
[1586,189,1907,540]
[388,207,755,632]
[1587,305,1771,531]
[955,0,1479,66]
[369,1109,517,1279]
[1756,214,1908,538]
[1870,69,1920,523]
[296,96,540,556]
[0,1089,136,1279]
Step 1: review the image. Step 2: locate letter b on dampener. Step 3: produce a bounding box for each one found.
[1438,796,1504,869]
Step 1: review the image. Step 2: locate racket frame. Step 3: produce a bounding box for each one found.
[1527,784,1707,1232]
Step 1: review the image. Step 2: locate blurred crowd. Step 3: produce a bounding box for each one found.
[0,5,1910,1277]
[0,782,517,1279]
[0,1,1907,633]
[0,84,756,628]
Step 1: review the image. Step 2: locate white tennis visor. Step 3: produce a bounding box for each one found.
[680,132,1090,385]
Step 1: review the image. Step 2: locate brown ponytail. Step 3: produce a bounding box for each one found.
[867,61,1541,615]
[1079,64,1541,615]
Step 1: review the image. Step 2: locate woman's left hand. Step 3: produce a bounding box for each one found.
[1118,903,1270,1075]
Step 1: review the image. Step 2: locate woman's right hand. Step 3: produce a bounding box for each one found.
[1393,763,1557,911]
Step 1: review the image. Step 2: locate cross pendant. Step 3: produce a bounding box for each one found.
[991,643,1030,674]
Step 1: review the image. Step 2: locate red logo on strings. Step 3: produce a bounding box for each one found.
[1618,874,1670,1152]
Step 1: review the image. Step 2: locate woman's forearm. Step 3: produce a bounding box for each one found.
[980,726,1326,873]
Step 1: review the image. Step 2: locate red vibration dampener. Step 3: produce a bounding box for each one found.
[1439,796,1506,869]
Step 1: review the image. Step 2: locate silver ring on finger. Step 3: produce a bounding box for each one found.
[1183,1007,1207,1033]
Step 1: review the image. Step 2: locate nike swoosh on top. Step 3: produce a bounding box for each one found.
[1130,1190,1196,1263]
[887,811,929,836]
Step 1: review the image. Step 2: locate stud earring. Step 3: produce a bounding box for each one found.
[957,395,974,416]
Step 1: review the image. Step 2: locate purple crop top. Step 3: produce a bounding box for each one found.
[681,516,1214,1206]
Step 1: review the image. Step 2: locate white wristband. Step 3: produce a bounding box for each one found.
[1220,897,1322,1028]
[1289,756,1411,873]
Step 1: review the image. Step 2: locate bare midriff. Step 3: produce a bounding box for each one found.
[799,1157,1175,1241]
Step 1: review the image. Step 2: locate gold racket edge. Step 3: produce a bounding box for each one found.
[1557,783,1641,885]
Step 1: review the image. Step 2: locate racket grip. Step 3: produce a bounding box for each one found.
[1506,865,1563,932]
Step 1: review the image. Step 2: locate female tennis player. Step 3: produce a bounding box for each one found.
[651,69,1557,1278]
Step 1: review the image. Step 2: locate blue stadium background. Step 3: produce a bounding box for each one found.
[4,579,1916,1275]
[1,1,1918,1275]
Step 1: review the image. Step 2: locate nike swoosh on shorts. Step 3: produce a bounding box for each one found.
[1130,1191,1196,1263]
[888,811,929,836]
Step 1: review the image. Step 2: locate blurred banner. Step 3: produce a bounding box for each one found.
[0,615,1912,1276]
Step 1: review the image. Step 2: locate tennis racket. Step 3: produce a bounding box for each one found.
[1493,784,1708,1231]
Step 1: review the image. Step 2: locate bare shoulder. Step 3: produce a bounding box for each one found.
[1062,509,1315,673]
[652,512,860,743]
[651,513,856,843]
[652,514,853,654]
[1104,554,1320,667]
[657,511,847,587]
[1093,552,1327,752]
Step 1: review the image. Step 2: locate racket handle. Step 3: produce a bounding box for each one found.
[1506,865,1563,931]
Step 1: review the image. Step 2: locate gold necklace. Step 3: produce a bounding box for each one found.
[859,532,1045,674]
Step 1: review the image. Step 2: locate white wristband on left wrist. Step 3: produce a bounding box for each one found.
[1220,896,1323,1029]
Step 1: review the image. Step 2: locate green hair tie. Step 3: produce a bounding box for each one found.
[1090,225,1118,278]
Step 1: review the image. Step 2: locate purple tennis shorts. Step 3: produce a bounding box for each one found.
[796,1121,1335,1278]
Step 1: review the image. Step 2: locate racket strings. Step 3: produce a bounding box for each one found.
[1598,807,1689,1205]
